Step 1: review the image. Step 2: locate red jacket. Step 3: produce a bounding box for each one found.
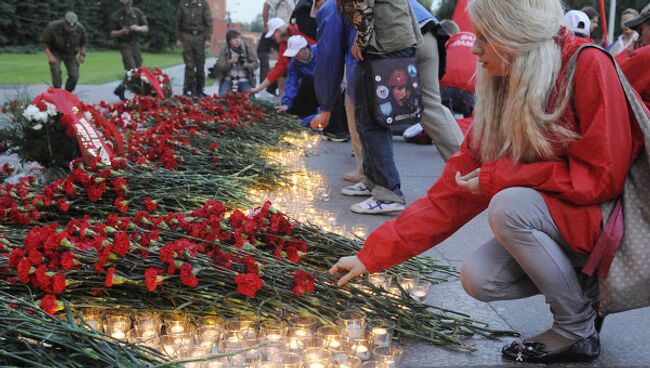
[266,30,316,84]
[621,45,650,111]
[440,32,478,93]
[357,34,644,273]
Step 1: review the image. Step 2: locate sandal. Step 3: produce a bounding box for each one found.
[501,333,600,363]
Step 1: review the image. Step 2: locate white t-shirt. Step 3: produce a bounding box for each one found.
[266,0,295,24]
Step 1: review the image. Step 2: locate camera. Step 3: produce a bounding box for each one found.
[237,54,245,65]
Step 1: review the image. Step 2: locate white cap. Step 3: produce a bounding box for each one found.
[265,17,286,38]
[564,10,591,38]
[283,35,309,57]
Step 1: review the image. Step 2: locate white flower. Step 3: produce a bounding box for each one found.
[84,111,93,121]
[32,123,43,130]
[34,111,49,122]
[45,101,57,117]
[22,105,40,121]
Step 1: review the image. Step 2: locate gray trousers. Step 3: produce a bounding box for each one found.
[460,187,597,339]
[415,31,464,162]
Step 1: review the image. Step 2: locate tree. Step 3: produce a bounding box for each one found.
[0,0,179,52]
[241,13,264,33]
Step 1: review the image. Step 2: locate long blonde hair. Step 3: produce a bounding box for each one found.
[468,0,578,162]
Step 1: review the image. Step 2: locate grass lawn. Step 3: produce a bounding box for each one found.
[0,50,183,85]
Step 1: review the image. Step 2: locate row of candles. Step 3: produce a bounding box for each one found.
[76,308,407,367]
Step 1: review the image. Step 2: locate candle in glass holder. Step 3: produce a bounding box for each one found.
[288,315,318,335]
[369,319,395,347]
[261,320,287,343]
[164,313,189,334]
[81,308,102,330]
[338,310,366,340]
[396,272,420,293]
[104,315,131,340]
[302,347,332,368]
[317,325,343,350]
[195,325,221,349]
[272,351,303,368]
[409,280,432,302]
[352,342,371,361]
[373,346,404,367]
[368,273,392,289]
[335,355,362,368]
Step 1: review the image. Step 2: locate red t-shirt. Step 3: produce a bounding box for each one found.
[621,45,650,111]
[440,32,478,93]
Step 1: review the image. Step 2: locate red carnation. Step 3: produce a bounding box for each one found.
[115,197,129,213]
[285,246,301,263]
[8,248,25,268]
[112,232,130,257]
[27,249,43,266]
[208,142,219,152]
[292,269,315,297]
[40,294,58,315]
[144,267,164,292]
[105,267,116,287]
[57,199,71,212]
[144,197,157,212]
[51,272,66,294]
[235,272,263,298]
[179,262,198,288]
[112,178,129,196]
[17,258,32,284]
[60,251,77,270]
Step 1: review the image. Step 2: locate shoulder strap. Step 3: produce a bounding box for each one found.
[566,44,650,137]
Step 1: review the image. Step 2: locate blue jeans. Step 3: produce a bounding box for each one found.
[354,54,406,204]
[219,79,253,96]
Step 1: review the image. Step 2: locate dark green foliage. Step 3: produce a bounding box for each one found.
[0,0,179,52]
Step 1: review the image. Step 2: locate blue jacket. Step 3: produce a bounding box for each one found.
[282,45,318,108]
[313,0,357,111]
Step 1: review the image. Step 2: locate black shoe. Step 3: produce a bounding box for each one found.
[502,333,600,363]
[113,85,127,101]
[323,132,350,142]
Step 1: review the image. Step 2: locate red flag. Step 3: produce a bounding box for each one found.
[33,88,121,164]
[451,0,472,33]
[597,0,608,47]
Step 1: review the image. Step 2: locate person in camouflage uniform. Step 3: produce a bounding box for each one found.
[176,0,213,97]
[40,12,88,92]
[110,0,149,101]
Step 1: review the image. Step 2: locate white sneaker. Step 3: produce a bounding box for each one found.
[350,197,405,214]
[341,182,371,196]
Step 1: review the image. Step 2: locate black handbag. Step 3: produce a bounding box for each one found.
[364,56,423,128]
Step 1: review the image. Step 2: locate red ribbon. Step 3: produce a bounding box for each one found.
[32,88,123,164]
[138,67,167,98]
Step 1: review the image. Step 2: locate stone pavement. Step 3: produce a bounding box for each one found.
[1,63,649,368]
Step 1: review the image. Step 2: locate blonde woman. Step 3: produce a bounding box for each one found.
[330,0,644,363]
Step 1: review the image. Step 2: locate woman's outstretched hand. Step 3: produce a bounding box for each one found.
[455,168,482,195]
[329,255,367,287]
